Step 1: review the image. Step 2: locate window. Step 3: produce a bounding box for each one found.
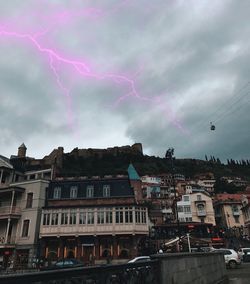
[183,195,189,201]
[70,186,78,199]
[51,213,58,225]
[26,193,33,208]
[197,204,205,211]
[116,207,124,223]
[197,195,202,201]
[97,209,105,224]
[43,213,50,225]
[53,187,61,199]
[22,220,30,237]
[29,174,35,180]
[79,211,86,224]
[86,185,94,198]
[61,212,68,225]
[103,185,110,197]
[106,209,113,224]
[142,209,147,224]
[125,207,133,223]
[184,206,191,213]
[135,208,145,223]
[87,210,94,224]
[177,206,183,212]
[69,210,77,225]
[135,209,140,223]
[186,217,192,222]
[232,205,239,213]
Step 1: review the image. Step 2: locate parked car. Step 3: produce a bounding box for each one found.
[128,256,151,263]
[41,258,84,270]
[211,249,241,269]
[238,248,250,262]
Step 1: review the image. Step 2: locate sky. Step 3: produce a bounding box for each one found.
[0,0,250,162]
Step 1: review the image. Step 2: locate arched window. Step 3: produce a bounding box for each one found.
[70,186,78,199]
[53,187,61,199]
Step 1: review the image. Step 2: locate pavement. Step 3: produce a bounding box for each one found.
[227,262,250,284]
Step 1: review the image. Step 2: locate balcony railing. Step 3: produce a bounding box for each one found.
[0,235,16,245]
[197,210,206,217]
[40,223,148,237]
[0,206,21,218]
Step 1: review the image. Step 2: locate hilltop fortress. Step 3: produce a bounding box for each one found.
[68,143,143,159]
[10,143,143,172]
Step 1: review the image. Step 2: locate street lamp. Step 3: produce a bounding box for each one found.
[165,148,181,239]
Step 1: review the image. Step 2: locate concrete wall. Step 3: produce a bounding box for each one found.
[152,252,227,284]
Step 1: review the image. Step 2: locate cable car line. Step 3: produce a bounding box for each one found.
[193,80,250,132]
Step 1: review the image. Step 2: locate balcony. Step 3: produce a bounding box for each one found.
[197,210,207,217]
[0,206,21,219]
[232,211,240,216]
[0,235,16,247]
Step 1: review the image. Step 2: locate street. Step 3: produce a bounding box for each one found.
[227,263,250,284]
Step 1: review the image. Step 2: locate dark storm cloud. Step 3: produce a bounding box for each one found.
[0,0,249,161]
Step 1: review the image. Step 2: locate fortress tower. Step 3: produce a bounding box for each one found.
[17,143,27,158]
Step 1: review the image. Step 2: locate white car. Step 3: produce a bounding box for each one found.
[128,256,151,263]
[238,248,250,262]
[212,248,241,269]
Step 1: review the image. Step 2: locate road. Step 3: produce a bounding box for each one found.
[227,262,250,284]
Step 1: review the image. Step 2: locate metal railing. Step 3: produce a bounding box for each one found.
[0,259,160,284]
[197,210,206,217]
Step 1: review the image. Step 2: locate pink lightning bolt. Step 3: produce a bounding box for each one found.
[0,1,187,136]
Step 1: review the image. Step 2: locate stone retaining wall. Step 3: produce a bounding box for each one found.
[152,252,228,284]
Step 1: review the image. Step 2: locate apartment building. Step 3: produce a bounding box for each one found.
[39,175,149,264]
[141,175,161,199]
[177,192,216,225]
[213,194,245,229]
[0,149,52,269]
[241,195,250,238]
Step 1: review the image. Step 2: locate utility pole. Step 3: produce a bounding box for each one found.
[165,148,181,240]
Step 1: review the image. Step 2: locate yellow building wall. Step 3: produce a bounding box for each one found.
[222,204,244,228]
[191,193,216,226]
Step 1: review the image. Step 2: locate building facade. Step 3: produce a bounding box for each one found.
[1,146,53,269]
[0,179,49,269]
[39,176,149,265]
[213,194,245,230]
[241,195,250,239]
[177,192,216,225]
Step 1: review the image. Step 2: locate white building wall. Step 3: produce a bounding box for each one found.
[11,180,49,246]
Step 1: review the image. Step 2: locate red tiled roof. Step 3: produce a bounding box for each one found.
[214,193,250,202]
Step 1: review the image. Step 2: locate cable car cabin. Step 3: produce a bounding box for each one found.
[210,124,215,131]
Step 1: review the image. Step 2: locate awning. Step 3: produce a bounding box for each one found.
[164,237,180,246]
